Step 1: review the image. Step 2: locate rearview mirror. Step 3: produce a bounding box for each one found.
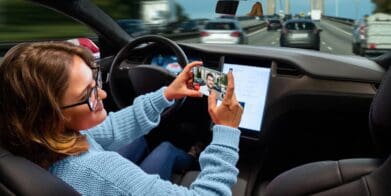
[216,0,239,15]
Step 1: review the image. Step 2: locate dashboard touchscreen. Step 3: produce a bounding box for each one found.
[151,55,183,75]
[219,63,271,133]
[151,55,201,75]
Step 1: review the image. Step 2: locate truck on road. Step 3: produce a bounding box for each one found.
[140,0,177,33]
[352,13,391,57]
[310,9,321,21]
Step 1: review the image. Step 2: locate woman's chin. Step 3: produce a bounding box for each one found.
[96,109,107,122]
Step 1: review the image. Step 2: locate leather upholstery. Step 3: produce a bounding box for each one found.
[262,64,391,196]
[263,159,382,196]
[0,147,79,196]
[369,66,391,156]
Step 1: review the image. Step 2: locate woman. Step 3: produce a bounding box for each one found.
[66,39,199,180]
[0,41,243,195]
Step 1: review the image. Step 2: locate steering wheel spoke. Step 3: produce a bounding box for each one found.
[128,64,176,95]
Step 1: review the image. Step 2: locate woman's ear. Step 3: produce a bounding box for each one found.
[61,111,72,127]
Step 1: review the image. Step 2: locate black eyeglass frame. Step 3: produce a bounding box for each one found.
[61,66,102,111]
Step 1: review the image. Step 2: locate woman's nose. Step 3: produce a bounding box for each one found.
[98,88,107,100]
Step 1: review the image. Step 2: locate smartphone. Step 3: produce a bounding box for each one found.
[193,66,228,100]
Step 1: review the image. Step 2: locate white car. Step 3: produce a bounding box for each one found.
[200,19,247,44]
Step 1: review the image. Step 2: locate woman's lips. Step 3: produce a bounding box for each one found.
[95,101,104,112]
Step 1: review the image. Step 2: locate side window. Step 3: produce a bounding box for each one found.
[0,0,96,55]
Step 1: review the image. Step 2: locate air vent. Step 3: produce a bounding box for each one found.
[276,63,301,76]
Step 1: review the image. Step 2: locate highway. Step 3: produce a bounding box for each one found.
[178,18,357,56]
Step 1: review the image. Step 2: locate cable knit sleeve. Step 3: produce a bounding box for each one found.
[86,87,174,150]
[146,125,241,196]
[51,125,241,196]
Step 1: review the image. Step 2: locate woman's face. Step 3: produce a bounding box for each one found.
[61,55,107,131]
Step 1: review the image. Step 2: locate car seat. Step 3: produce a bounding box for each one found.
[257,54,391,196]
[0,146,79,196]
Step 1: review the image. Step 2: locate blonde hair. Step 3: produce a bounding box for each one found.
[0,41,95,168]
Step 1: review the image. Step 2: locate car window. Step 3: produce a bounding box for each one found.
[286,22,315,30]
[0,0,95,43]
[269,20,281,24]
[92,0,380,57]
[1,0,384,58]
[118,20,143,30]
[205,22,236,30]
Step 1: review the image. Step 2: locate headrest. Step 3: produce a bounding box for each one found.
[369,65,391,156]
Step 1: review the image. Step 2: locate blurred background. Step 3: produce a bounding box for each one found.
[0,0,390,57]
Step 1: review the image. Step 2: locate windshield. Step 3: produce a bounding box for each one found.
[269,20,281,24]
[205,22,237,30]
[96,0,386,57]
[286,22,315,30]
[0,0,389,58]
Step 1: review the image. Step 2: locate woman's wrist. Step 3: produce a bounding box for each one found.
[212,125,241,148]
[163,87,174,101]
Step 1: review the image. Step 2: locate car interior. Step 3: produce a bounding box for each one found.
[0,0,391,195]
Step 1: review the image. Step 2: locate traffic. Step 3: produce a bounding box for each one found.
[115,0,390,58]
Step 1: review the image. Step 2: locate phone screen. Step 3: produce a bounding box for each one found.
[193,66,227,100]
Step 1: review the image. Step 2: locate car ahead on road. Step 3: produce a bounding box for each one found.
[266,19,282,30]
[352,13,391,57]
[200,19,247,44]
[1,0,391,196]
[280,19,322,50]
[282,14,292,22]
[117,19,151,37]
[175,20,199,33]
[352,18,367,55]
[193,18,209,30]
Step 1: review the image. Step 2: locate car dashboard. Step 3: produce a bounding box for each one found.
[105,42,384,143]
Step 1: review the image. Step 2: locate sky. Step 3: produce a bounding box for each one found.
[175,0,375,20]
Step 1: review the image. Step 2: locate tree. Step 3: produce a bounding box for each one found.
[95,0,141,19]
[175,3,189,23]
[220,74,228,86]
[196,68,201,78]
[372,0,391,14]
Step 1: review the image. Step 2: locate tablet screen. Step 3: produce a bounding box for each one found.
[220,63,270,133]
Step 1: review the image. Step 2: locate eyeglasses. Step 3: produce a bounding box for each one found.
[61,66,102,112]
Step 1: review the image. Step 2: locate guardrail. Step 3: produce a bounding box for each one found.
[322,15,355,26]
[237,16,267,33]
[164,32,199,40]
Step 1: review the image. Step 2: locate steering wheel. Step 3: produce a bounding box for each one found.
[108,35,189,117]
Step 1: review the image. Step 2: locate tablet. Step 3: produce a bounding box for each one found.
[219,63,271,136]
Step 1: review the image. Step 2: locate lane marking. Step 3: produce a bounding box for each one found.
[247,27,266,36]
[327,46,333,51]
[322,20,352,36]
[322,41,326,45]
[271,41,276,45]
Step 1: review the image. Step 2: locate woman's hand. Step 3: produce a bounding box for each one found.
[164,61,203,101]
[208,70,243,128]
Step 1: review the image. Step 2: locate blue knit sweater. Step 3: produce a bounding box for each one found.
[50,87,241,196]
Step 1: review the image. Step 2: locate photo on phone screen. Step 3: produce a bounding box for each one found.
[193,66,228,100]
